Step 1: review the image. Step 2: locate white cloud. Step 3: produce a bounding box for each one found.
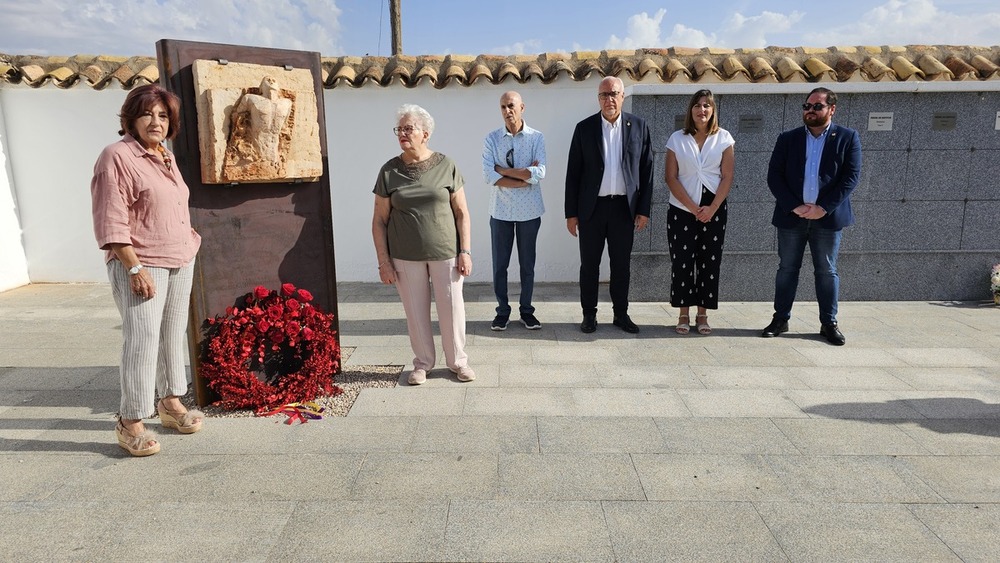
[602,8,803,50]
[717,11,803,48]
[806,0,1000,46]
[490,39,543,56]
[0,0,344,56]
[606,9,670,50]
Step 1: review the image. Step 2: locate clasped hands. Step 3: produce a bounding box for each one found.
[793,203,827,220]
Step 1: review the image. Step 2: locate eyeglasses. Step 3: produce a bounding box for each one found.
[505,148,514,168]
[598,91,622,100]
[393,125,420,135]
[802,103,829,111]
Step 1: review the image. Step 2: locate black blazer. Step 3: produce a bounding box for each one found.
[565,111,654,222]
[767,123,862,231]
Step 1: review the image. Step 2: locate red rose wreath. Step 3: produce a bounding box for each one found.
[201,283,342,413]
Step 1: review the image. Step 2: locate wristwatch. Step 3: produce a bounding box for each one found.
[128,264,144,275]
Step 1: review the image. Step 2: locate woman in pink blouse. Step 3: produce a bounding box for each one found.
[91,84,203,456]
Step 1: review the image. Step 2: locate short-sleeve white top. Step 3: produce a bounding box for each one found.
[665,128,735,212]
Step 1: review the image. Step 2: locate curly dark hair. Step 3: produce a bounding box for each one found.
[117,84,181,140]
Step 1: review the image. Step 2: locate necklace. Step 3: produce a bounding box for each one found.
[155,144,172,171]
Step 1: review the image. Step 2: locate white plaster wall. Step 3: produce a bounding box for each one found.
[1,87,125,282]
[0,92,31,290]
[1,77,617,284]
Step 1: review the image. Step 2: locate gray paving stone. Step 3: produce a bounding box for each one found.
[895,419,1000,455]
[766,455,946,503]
[888,347,999,368]
[633,453,788,501]
[0,454,109,501]
[771,419,932,455]
[789,366,913,390]
[0,500,292,561]
[793,347,909,367]
[464,388,691,417]
[49,453,365,502]
[498,453,644,500]
[351,452,499,500]
[596,364,705,388]
[900,455,1000,502]
[895,391,1000,418]
[604,500,786,562]
[790,390,926,419]
[537,417,665,453]
[885,367,1000,391]
[443,500,614,562]
[678,389,807,417]
[706,344,815,367]
[498,363,602,387]
[755,502,958,562]
[690,366,807,389]
[164,417,417,454]
[908,504,1000,562]
[409,416,538,453]
[0,366,113,391]
[459,344,534,366]
[0,391,34,417]
[272,500,449,561]
[348,387,467,416]
[655,418,800,454]
[530,344,623,365]
[615,342,720,366]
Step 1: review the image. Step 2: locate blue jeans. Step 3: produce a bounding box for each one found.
[491,216,541,317]
[774,222,842,325]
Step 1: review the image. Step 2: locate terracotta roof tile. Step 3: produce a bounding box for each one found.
[970,55,1000,78]
[916,55,953,80]
[3,46,999,89]
[891,56,925,80]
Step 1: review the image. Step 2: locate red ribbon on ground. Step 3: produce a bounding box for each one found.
[260,401,325,424]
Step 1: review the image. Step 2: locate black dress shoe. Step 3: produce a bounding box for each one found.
[820,323,846,345]
[612,315,640,334]
[580,314,597,333]
[761,318,789,338]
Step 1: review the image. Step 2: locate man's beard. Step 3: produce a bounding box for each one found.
[803,114,826,127]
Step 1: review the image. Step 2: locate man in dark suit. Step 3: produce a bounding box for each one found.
[761,87,862,345]
[565,76,653,334]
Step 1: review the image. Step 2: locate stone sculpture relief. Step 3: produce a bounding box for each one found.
[192,60,322,184]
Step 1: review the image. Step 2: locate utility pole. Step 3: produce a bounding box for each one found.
[389,0,402,55]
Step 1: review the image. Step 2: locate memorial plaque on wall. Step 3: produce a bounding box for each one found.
[868,112,894,131]
[931,112,957,131]
[738,114,763,133]
[157,39,339,406]
[674,114,686,131]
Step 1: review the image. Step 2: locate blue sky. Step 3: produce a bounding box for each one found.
[1,0,998,57]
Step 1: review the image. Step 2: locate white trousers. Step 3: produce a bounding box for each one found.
[393,257,468,372]
[108,259,195,419]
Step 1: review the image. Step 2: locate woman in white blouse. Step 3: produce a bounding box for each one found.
[664,89,735,335]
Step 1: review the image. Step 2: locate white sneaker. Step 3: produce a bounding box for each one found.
[450,366,476,382]
[408,368,427,385]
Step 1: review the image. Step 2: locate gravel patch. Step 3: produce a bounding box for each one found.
[177,347,401,418]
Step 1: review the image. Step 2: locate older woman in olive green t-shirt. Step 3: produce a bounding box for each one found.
[372,104,475,386]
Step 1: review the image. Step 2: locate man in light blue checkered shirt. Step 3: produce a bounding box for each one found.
[482,91,547,331]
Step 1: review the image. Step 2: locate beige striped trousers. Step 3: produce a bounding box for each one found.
[107,259,195,419]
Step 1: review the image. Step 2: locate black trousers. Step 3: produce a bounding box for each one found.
[667,187,727,309]
[578,195,634,317]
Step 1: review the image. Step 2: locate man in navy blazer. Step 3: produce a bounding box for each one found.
[762,87,862,345]
[565,76,653,334]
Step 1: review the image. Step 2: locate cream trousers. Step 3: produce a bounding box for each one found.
[392,257,469,372]
[108,259,194,419]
